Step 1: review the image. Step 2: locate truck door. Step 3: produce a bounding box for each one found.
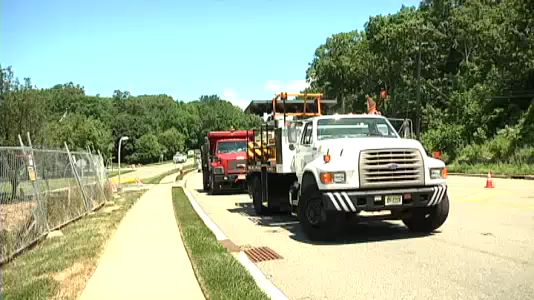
[295,122,314,181]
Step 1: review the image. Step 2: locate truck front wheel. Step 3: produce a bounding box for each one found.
[403,194,449,233]
[298,183,343,241]
[209,175,220,195]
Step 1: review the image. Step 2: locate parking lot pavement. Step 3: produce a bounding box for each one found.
[185,173,534,300]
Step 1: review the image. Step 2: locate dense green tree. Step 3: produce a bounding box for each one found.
[158,128,186,159]
[130,133,165,164]
[0,65,261,164]
[306,0,534,163]
[43,114,114,156]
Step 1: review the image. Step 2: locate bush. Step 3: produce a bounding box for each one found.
[455,124,533,165]
[421,123,465,160]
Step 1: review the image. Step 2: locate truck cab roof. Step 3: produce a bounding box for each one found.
[307,113,387,122]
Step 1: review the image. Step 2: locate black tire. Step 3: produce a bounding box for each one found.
[403,193,449,233]
[252,176,267,215]
[208,175,220,195]
[202,173,209,191]
[298,183,344,241]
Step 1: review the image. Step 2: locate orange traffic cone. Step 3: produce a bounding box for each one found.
[485,170,495,188]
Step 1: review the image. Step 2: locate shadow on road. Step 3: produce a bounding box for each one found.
[229,201,434,245]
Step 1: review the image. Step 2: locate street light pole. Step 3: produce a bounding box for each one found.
[118,136,129,191]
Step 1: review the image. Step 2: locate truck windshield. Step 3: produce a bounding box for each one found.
[317,117,398,140]
[217,141,248,153]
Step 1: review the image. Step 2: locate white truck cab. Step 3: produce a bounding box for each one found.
[291,114,449,239]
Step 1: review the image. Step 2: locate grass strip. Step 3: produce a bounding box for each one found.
[1,190,146,300]
[171,187,268,300]
[143,168,182,184]
[448,163,534,176]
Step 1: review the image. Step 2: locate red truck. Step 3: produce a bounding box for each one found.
[200,130,254,194]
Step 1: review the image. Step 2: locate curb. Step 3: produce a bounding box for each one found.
[449,173,534,180]
[180,172,288,300]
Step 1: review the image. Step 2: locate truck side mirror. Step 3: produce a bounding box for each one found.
[289,144,295,151]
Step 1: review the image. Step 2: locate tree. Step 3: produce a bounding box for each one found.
[158,128,185,159]
[130,133,165,164]
[44,114,114,157]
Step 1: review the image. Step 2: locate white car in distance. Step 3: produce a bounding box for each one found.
[173,152,187,164]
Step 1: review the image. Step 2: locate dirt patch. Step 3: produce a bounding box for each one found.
[52,260,96,300]
[0,201,36,232]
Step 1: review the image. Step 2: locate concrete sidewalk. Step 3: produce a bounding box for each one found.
[79,173,204,300]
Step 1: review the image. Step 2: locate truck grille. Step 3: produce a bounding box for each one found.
[359,149,424,188]
[228,159,247,173]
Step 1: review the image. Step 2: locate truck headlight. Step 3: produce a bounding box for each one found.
[430,168,445,179]
[320,172,346,184]
[213,166,224,175]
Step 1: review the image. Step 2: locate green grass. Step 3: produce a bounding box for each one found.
[448,163,534,176]
[107,169,134,178]
[143,168,182,184]
[171,187,268,300]
[1,190,146,300]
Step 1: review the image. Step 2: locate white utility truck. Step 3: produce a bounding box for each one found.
[245,93,448,240]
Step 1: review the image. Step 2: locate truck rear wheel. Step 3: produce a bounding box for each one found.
[298,183,343,241]
[252,176,267,215]
[403,194,449,233]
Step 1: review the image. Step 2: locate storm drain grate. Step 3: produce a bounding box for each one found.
[244,246,283,262]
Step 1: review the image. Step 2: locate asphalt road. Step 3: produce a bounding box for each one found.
[184,173,534,300]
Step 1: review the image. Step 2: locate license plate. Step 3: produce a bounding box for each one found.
[237,174,246,180]
[385,195,402,206]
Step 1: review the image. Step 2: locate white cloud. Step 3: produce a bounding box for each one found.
[264,80,282,93]
[223,88,237,100]
[286,80,309,93]
[223,88,249,110]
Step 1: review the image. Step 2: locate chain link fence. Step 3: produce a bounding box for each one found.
[0,146,111,263]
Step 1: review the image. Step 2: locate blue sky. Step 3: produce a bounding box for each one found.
[2,0,419,108]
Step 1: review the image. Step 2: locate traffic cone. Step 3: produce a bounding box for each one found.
[485,170,495,188]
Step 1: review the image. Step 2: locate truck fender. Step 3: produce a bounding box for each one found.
[300,171,317,198]
[301,165,320,189]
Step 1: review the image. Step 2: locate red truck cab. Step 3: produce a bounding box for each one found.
[201,130,254,193]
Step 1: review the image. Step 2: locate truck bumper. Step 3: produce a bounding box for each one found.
[213,174,247,190]
[321,184,447,212]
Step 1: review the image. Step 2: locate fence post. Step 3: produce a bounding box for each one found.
[65,143,92,212]
[18,134,49,232]
[89,152,108,204]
